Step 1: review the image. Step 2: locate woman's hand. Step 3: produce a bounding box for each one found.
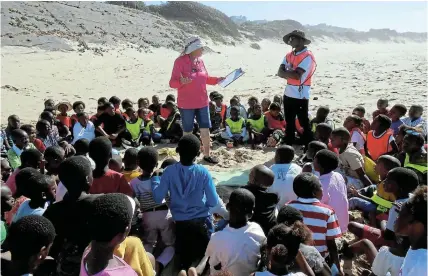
[217,77,225,84]
[180,76,192,85]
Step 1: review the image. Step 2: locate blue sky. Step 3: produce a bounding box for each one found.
[145,1,427,33]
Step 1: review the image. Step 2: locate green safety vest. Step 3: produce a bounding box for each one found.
[143,120,154,133]
[247,115,265,133]
[226,117,245,134]
[370,191,393,213]
[404,153,428,174]
[125,118,143,140]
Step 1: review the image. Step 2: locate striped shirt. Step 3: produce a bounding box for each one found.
[130,177,167,211]
[287,198,342,257]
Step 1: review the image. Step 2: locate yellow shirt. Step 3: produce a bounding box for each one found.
[376,180,396,202]
[123,169,142,183]
[114,236,154,276]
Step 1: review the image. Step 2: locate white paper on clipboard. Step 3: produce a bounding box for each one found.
[218,68,245,88]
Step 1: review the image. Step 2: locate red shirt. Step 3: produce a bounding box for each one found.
[327,141,339,155]
[57,115,71,128]
[90,169,133,196]
[33,139,46,153]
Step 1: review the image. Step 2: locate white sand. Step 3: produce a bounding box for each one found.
[1,40,427,170]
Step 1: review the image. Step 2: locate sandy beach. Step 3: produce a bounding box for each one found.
[2,40,427,171]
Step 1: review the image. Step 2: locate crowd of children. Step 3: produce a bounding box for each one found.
[0,94,427,276]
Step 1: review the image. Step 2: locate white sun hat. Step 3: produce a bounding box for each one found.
[183,36,205,55]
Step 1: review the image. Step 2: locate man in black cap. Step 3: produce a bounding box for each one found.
[277,30,317,147]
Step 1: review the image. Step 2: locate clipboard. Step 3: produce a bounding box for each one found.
[218,68,245,88]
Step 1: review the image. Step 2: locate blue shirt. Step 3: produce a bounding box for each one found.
[152,162,219,221]
[391,119,404,136]
[12,200,46,223]
[281,48,314,100]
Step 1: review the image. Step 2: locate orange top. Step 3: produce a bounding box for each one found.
[285,50,316,86]
[265,111,286,131]
[220,104,227,121]
[57,115,71,128]
[366,129,393,161]
[161,107,171,119]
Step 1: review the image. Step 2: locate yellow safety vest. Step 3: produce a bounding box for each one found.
[125,118,143,140]
[370,191,393,212]
[247,115,265,133]
[226,118,245,134]
[404,153,428,174]
[143,120,154,133]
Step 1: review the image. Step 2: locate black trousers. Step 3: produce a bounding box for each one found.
[283,95,312,147]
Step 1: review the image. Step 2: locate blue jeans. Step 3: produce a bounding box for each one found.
[349,197,377,213]
[180,106,211,132]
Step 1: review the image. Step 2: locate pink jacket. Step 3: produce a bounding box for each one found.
[169,55,219,109]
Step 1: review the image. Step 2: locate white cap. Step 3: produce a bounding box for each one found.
[184,36,204,55]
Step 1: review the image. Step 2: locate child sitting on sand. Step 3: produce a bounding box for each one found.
[313,149,349,233]
[243,165,278,235]
[247,103,268,149]
[273,95,283,111]
[221,106,248,146]
[310,106,335,134]
[121,99,134,120]
[331,128,372,189]
[247,96,259,118]
[394,186,427,275]
[269,146,302,207]
[287,173,343,274]
[122,148,142,183]
[159,101,183,142]
[149,95,161,118]
[226,96,247,119]
[348,155,400,226]
[301,141,327,175]
[72,112,96,144]
[81,194,137,276]
[7,215,56,276]
[70,101,85,127]
[123,107,144,147]
[109,96,122,114]
[372,98,389,119]
[209,101,223,135]
[204,188,266,276]
[212,93,227,125]
[55,101,73,129]
[315,123,338,154]
[159,94,175,122]
[265,103,286,147]
[402,104,427,137]
[261,98,271,113]
[20,124,37,150]
[389,104,407,136]
[7,129,37,170]
[138,108,162,145]
[343,114,365,155]
[397,130,427,185]
[353,106,371,134]
[348,168,419,248]
[365,114,398,161]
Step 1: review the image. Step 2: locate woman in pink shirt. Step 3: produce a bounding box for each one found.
[169,36,224,164]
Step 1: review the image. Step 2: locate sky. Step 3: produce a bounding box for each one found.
[145,1,428,33]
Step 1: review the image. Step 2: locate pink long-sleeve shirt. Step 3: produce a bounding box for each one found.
[169,55,219,109]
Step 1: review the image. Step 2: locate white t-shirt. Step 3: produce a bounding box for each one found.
[351,131,365,151]
[206,222,266,276]
[371,246,404,276]
[72,121,96,144]
[399,248,427,276]
[269,163,302,207]
[386,197,410,231]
